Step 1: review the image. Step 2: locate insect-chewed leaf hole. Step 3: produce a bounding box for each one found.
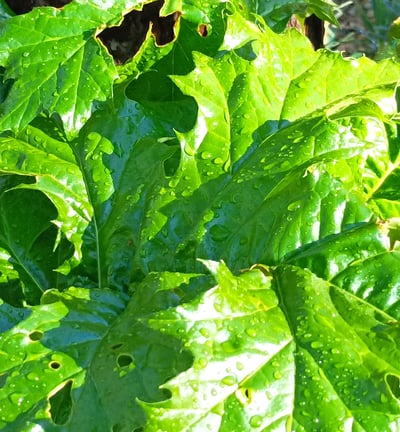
[235,387,253,405]
[198,24,209,37]
[116,353,135,368]
[49,361,61,370]
[28,330,43,341]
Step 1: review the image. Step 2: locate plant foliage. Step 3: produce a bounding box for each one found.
[0,0,399,430]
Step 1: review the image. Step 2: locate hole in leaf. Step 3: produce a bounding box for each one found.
[235,387,253,405]
[116,354,134,368]
[49,380,73,425]
[152,11,181,46]
[29,330,43,341]
[97,0,180,64]
[49,361,61,370]
[386,374,400,399]
[160,388,172,399]
[198,24,209,37]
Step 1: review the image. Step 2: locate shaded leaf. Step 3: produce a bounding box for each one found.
[0,287,127,430]
[0,129,91,275]
[0,271,209,431]
[0,188,72,303]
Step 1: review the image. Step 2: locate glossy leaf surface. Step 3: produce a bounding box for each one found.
[0,0,399,431]
[142,262,400,431]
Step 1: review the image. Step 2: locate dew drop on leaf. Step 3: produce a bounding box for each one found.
[209,224,229,241]
[245,328,257,337]
[200,151,212,160]
[249,415,263,428]
[26,372,40,382]
[199,328,209,337]
[236,361,244,371]
[310,340,323,349]
[9,393,25,406]
[221,375,236,386]
[197,358,208,368]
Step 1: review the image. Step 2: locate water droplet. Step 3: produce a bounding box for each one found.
[9,393,25,406]
[199,328,209,337]
[287,200,302,212]
[197,358,208,368]
[27,372,40,382]
[221,375,236,386]
[245,328,257,337]
[249,415,263,428]
[200,151,212,160]
[236,361,244,370]
[181,188,192,197]
[213,299,223,312]
[1,149,20,167]
[311,341,323,349]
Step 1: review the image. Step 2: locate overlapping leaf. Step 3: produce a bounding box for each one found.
[142,261,400,431]
[0,124,91,275]
[0,272,211,431]
[0,1,399,431]
[69,10,400,283]
[123,20,400,274]
[0,0,156,135]
[0,286,129,430]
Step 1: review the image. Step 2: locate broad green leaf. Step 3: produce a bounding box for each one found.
[0,287,127,430]
[0,127,91,276]
[68,14,400,282]
[0,271,210,431]
[136,31,400,272]
[0,188,72,303]
[142,261,294,431]
[142,261,400,431]
[0,1,151,135]
[0,3,399,431]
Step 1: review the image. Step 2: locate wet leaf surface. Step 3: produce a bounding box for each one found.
[0,1,399,431]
